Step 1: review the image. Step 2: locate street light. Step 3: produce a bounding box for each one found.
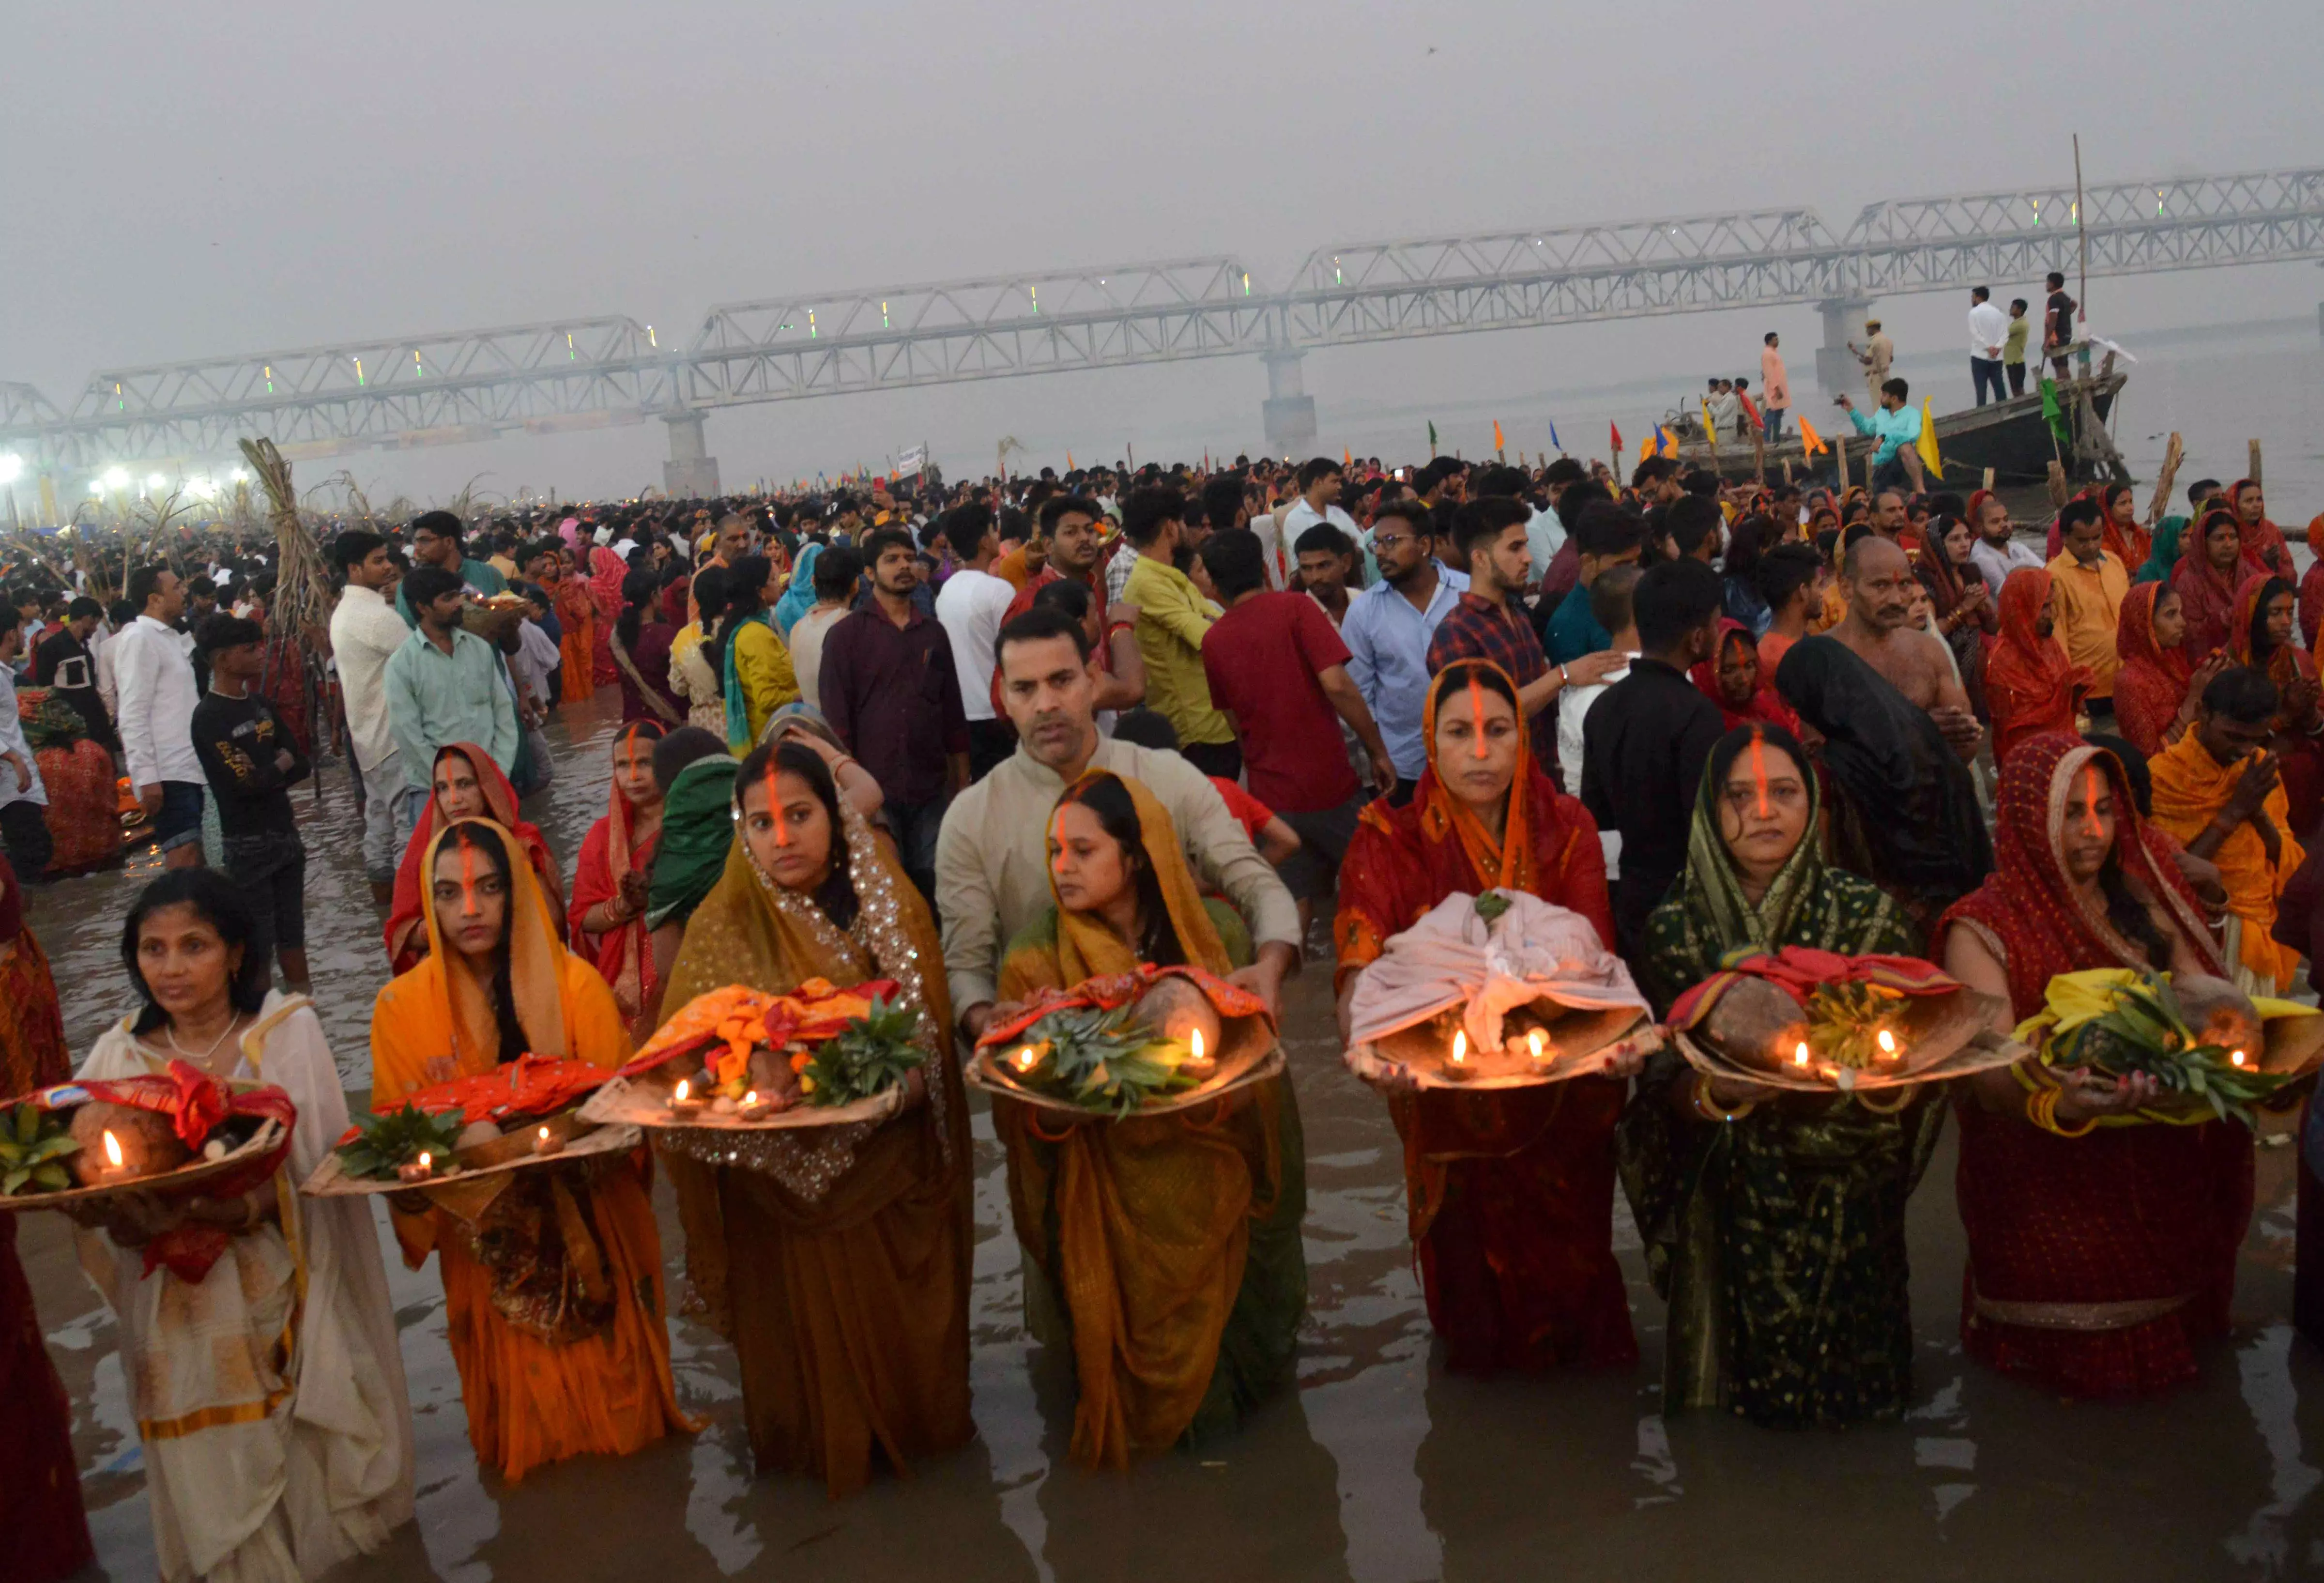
[144,473,167,493]
[0,454,21,485]
[102,466,129,492]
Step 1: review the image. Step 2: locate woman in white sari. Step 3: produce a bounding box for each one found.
[75,869,413,1582]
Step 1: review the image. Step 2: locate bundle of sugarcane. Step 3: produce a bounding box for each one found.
[238,437,343,770]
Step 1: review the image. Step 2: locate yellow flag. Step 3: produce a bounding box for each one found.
[1798,416,1828,456]
[1916,398,1943,480]
[1639,434,1655,462]
[1492,420,1506,452]
[1701,398,1720,448]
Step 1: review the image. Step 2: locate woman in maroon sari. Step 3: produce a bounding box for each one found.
[1940,733,2248,1399]
[1687,618,1803,736]
[2110,581,2218,761]
[2171,507,2262,664]
[1983,568,2090,768]
[567,721,666,1038]
[2229,572,2324,838]
[384,743,566,974]
[0,854,95,1583]
[1334,660,1636,1374]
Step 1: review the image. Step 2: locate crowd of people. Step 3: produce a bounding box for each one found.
[4,439,2322,1580]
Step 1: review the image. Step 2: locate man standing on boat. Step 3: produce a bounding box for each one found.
[1836,379,1923,493]
[1967,287,2009,408]
[2044,271,2079,382]
[1848,320,1895,405]
[1760,333,1791,443]
[2003,300,2032,397]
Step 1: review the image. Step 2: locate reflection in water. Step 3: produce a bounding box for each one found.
[26,687,2324,1580]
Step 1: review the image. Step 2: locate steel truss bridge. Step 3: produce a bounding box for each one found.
[4,165,2319,491]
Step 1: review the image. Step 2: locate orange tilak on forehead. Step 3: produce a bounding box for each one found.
[620,726,648,776]
[458,839,481,915]
[766,759,791,846]
[2076,763,2106,840]
[1747,730,1771,818]
[1467,675,1490,759]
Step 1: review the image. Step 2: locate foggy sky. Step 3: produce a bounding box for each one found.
[5,0,2320,502]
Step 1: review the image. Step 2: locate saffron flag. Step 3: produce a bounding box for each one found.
[1738,390,1764,433]
[1344,446,1352,467]
[1639,434,1655,462]
[1798,416,1828,456]
[1656,426,1678,459]
[1916,398,1943,480]
[1493,420,1506,453]
[1067,450,1074,469]
[1550,420,1563,452]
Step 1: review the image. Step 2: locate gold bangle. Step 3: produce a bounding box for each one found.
[1694,1077,1758,1123]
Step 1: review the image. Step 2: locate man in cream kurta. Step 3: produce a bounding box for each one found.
[935,608,1301,1037]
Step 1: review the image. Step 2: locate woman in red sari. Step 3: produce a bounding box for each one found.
[553,554,597,703]
[0,855,94,1583]
[2171,507,2261,663]
[1334,660,1636,1374]
[1983,567,2091,768]
[1688,617,1803,735]
[2229,573,2324,838]
[567,720,666,1037]
[2110,581,2219,761]
[589,546,627,686]
[385,743,566,974]
[2228,478,2290,580]
[2099,481,2153,571]
[1941,733,2248,1399]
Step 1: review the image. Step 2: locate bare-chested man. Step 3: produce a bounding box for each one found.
[1830,537,1984,760]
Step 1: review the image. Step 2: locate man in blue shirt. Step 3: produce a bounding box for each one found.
[384,565,520,813]
[1340,500,1467,804]
[1545,500,1646,665]
[1838,378,1923,493]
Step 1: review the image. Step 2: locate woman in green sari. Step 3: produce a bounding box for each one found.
[1619,722,1945,1428]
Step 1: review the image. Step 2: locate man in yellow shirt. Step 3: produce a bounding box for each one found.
[2047,497,2129,716]
[1119,485,1238,777]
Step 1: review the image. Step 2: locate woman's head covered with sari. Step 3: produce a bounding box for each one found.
[2171,507,2259,661]
[413,814,571,1074]
[1637,722,1911,1013]
[1041,769,1230,984]
[1413,659,1558,893]
[1940,733,2222,1019]
[2229,573,2308,701]
[386,743,563,972]
[570,721,668,1019]
[1688,618,1803,736]
[772,542,824,640]
[643,729,740,932]
[1983,565,2093,765]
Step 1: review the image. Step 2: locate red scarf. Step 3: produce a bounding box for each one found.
[1983,568,2090,768]
[2109,581,2193,759]
[385,744,566,974]
[1687,619,1802,735]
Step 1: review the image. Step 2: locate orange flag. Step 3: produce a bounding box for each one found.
[1066,450,1075,469]
[1344,446,1352,467]
[1797,417,1828,457]
[1492,420,1506,452]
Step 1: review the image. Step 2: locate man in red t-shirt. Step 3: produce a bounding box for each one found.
[1196,530,1395,913]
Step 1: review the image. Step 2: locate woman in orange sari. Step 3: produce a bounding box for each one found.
[553,552,597,704]
[991,769,1304,1467]
[2229,572,2324,838]
[1334,660,1635,1374]
[369,818,692,1481]
[1983,567,2091,768]
[568,721,666,1037]
[385,743,564,974]
[657,738,971,1496]
[1941,734,2248,1399]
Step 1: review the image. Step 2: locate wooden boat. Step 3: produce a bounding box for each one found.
[1675,369,2127,488]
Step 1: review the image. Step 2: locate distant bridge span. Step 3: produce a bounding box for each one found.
[3,166,2318,495]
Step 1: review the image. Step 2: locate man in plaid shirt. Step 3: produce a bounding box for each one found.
[1426,498,1626,781]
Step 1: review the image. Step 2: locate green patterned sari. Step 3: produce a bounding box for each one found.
[1620,734,1945,1428]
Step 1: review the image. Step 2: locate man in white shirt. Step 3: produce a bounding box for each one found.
[1268,458,1361,592]
[1967,285,2010,408]
[328,531,416,901]
[1553,565,1640,878]
[933,505,1020,781]
[1968,492,2045,592]
[113,564,205,869]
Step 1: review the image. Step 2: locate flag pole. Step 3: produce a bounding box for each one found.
[2073,133,2088,328]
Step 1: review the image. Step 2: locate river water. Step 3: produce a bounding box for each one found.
[21,325,2324,1579]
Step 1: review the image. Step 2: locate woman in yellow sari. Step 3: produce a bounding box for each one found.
[368,818,692,1482]
[658,738,972,1497]
[991,770,1305,1470]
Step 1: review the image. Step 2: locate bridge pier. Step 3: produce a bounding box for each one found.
[1261,351,1317,460]
[1816,298,1876,399]
[663,412,720,498]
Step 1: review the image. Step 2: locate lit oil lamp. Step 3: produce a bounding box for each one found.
[1013,1045,1040,1074]
[1875,1028,1900,1063]
[667,1077,704,1119]
[1792,1040,1811,1070]
[738,1090,772,1121]
[1527,1028,1548,1064]
[2230,1049,2248,1069]
[396,1150,435,1185]
[531,1124,563,1157]
[99,1129,129,1184]
[1182,1026,1215,1079]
